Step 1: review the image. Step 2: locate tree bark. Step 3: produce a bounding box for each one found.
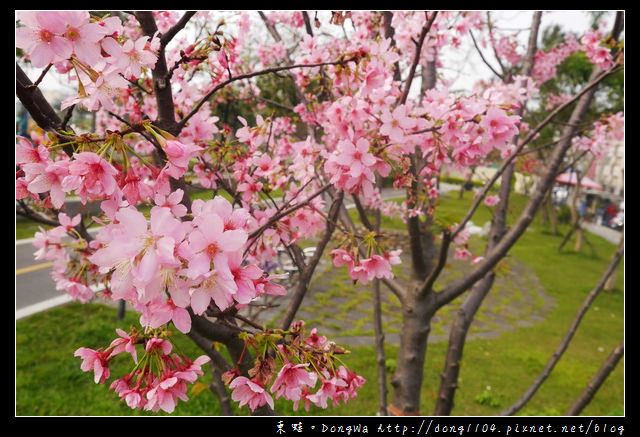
[390,287,438,415]
[434,163,515,416]
[566,339,624,416]
[372,203,389,416]
[209,361,235,416]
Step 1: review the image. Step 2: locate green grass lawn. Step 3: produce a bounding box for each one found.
[15,191,624,416]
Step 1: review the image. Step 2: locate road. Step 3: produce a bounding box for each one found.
[16,237,68,319]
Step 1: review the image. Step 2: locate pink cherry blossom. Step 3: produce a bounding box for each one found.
[331,249,355,269]
[145,337,173,355]
[109,328,139,363]
[270,362,318,402]
[102,35,158,78]
[335,138,377,179]
[479,107,520,152]
[16,11,73,68]
[56,276,95,303]
[57,212,81,231]
[16,136,49,166]
[189,266,237,313]
[229,376,275,412]
[59,11,104,65]
[145,376,187,413]
[335,366,366,403]
[62,152,119,203]
[161,140,202,179]
[173,355,211,383]
[24,160,69,209]
[484,195,500,207]
[32,227,66,262]
[454,248,472,261]
[379,104,417,143]
[185,211,248,280]
[306,374,348,409]
[360,255,394,282]
[74,347,111,384]
[62,69,130,112]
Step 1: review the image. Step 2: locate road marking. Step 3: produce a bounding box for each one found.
[16,284,105,320]
[16,262,54,275]
[16,295,72,320]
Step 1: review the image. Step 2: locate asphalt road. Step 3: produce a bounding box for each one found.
[16,237,65,319]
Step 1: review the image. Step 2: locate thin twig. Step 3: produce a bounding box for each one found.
[177,57,359,131]
[399,11,438,105]
[26,63,53,90]
[469,30,504,80]
[160,11,197,47]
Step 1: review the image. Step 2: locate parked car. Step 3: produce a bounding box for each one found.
[609,211,624,231]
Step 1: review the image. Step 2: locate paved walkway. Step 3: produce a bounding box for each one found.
[582,222,623,244]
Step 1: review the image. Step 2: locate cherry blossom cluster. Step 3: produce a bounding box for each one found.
[331,247,402,285]
[223,321,365,412]
[532,26,620,86]
[580,29,616,70]
[389,11,484,65]
[16,11,159,112]
[492,34,523,66]
[572,111,624,159]
[16,135,119,209]
[531,34,581,85]
[87,195,289,333]
[75,327,211,413]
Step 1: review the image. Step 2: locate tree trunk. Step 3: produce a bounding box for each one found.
[434,162,515,416]
[209,361,234,415]
[372,205,389,416]
[390,287,438,415]
[574,226,585,252]
[566,339,624,416]
[540,192,550,226]
[433,11,541,415]
[433,272,495,415]
[604,268,618,292]
[372,278,389,416]
[549,198,559,236]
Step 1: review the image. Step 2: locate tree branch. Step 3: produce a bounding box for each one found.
[134,11,179,134]
[247,183,332,241]
[160,11,197,47]
[399,11,438,105]
[302,11,314,36]
[177,57,357,132]
[469,30,504,80]
[16,64,63,134]
[566,338,624,416]
[278,190,344,330]
[418,229,451,297]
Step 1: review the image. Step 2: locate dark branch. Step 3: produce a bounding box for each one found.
[160,11,197,47]
[177,57,358,132]
[399,11,438,105]
[469,30,504,80]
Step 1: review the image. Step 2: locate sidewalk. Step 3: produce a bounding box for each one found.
[582,222,623,245]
